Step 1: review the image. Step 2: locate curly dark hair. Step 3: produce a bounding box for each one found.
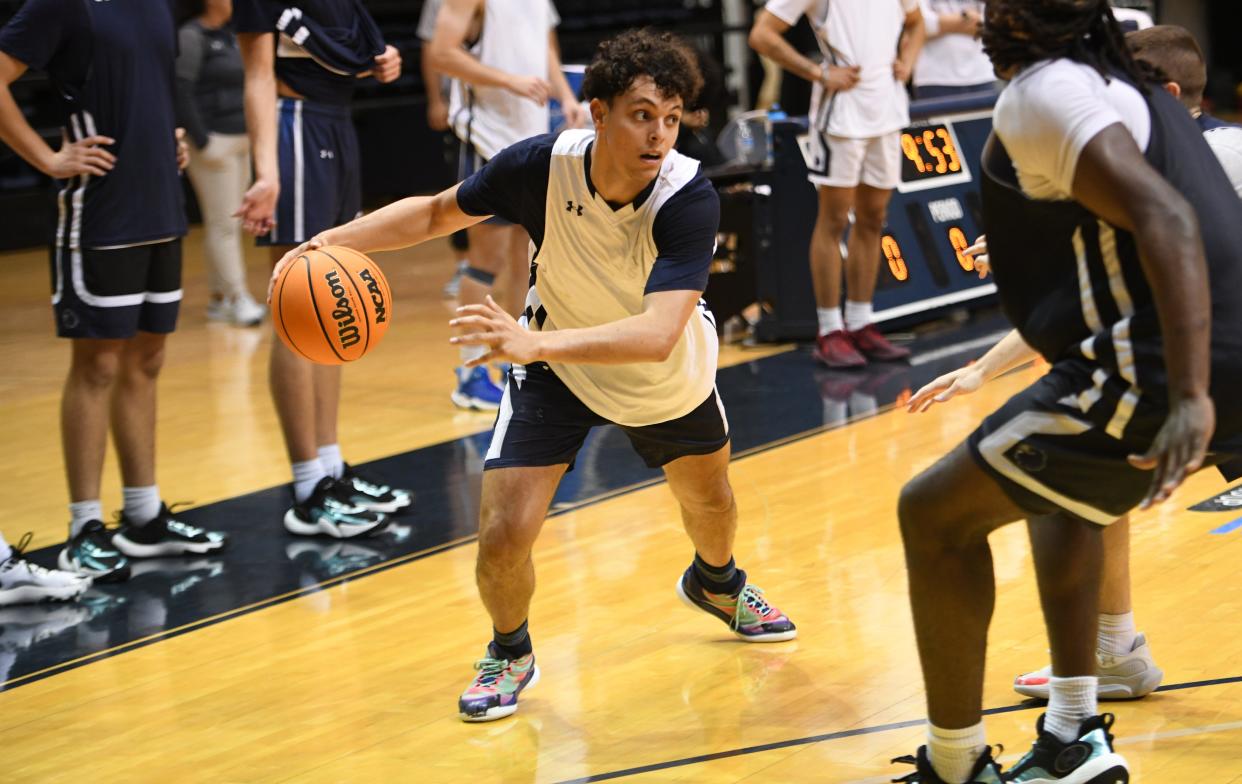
[982,0,1149,88]
[581,29,703,107]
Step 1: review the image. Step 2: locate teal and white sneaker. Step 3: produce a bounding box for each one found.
[1006,714,1129,783]
[284,477,387,539]
[458,643,539,722]
[339,463,413,515]
[892,745,1005,783]
[58,520,129,582]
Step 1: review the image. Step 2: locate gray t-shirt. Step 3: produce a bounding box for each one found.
[175,20,246,147]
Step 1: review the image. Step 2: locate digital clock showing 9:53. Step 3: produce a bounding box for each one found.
[896,121,973,193]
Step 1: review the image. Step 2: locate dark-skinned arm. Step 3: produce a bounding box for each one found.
[1070,122,1215,506]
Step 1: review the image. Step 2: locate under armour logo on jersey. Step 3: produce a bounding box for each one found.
[319,149,335,159]
[566,200,584,216]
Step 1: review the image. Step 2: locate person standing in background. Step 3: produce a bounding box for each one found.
[176,0,268,327]
[234,0,414,537]
[913,0,998,99]
[417,0,472,300]
[428,0,587,411]
[0,0,229,580]
[749,0,924,370]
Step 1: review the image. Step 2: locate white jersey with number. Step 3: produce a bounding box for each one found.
[530,130,719,426]
[448,0,552,160]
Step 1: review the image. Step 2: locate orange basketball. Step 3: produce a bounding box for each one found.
[271,246,392,364]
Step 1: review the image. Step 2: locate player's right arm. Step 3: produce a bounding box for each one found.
[0,52,115,178]
[428,0,550,105]
[236,31,279,236]
[906,329,1039,413]
[747,7,859,92]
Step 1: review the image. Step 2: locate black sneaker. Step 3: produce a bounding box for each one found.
[113,504,228,558]
[893,745,1005,783]
[339,463,413,514]
[58,520,129,582]
[284,476,388,539]
[1006,714,1128,783]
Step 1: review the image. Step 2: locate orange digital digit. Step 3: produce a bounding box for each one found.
[948,226,973,272]
[882,235,909,281]
[901,132,926,173]
[936,127,963,172]
[923,130,949,174]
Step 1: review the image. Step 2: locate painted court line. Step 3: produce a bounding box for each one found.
[1211,517,1242,534]
[553,676,1242,784]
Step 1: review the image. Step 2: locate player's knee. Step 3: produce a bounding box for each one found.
[70,348,121,390]
[679,480,734,518]
[898,475,965,550]
[477,512,534,568]
[816,209,850,240]
[126,342,166,380]
[853,204,886,232]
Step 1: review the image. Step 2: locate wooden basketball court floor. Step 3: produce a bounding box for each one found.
[2,231,1240,782]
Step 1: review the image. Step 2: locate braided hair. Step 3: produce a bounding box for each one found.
[982,0,1152,88]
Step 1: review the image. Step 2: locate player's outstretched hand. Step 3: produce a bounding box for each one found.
[450,295,541,366]
[268,234,327,303]
[965,234,990,278]
[510,75,552,105]
[47,130,116,179]
[372,45,402,84]
[1128,394,1214,509]
[906,364,986,413]
[236,177,279,236]
[822,64,860,92]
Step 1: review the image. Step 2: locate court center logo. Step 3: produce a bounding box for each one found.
[1189,484,1242,512]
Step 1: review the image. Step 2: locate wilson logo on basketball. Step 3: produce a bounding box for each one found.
[272,246,392,365]
[324,269,362,349]
[357,269,387,324]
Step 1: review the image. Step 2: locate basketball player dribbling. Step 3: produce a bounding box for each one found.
[892,2,1242,782]
[270,29,797,723]
[233,0,413,538]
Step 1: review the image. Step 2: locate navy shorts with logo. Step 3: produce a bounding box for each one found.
[51,239,182,339]
[484,362,730,471]
[261,98,361,246]
[967,358,1230,525]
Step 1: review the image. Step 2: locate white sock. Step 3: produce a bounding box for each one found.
[816,307,844,336]
[317,444,345,480]
[927,722,987,784]
[122,485,161,526]
[1097,611,1138,657]
[1045,675,1098,742]
[69,500,104,538]
[292,459,328,504]
[844,300,873,332]
[0,530,10,562]
[459,346,487,378]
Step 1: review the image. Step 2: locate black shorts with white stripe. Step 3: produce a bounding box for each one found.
[484,362,730,471]
[51,239,182,339]
[967,357,1232,525]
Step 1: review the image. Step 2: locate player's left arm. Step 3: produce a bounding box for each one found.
[1072,123,1215,505]
[451,289,702,367]
[547,29,586,129]
[893,4,926,84]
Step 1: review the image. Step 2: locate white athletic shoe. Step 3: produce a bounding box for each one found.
[0,534,91,606]
[1014,633,1164,700]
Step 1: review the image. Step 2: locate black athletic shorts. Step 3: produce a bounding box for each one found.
[484,362,730,471]
[51,239,182,339]
[967,358,1230,525]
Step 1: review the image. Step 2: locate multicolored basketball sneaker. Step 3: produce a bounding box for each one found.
[675,566,797,642]
[892,745,1005,783]
[1006,714,1129,783]
[458,642,540,722]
